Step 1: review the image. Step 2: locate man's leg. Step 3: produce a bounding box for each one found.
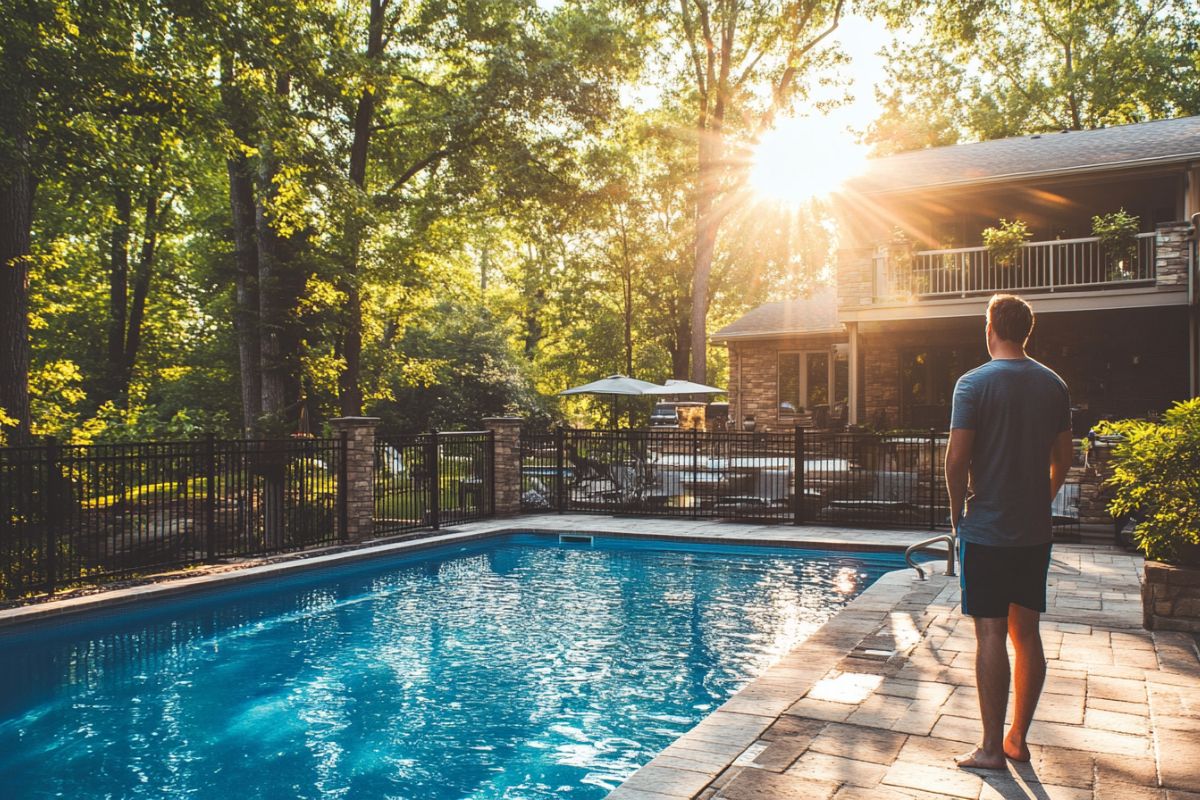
[956,616,1010,769]
[1004,603,1045,761]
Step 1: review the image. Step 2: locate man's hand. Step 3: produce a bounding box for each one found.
[946,428,975,533]
[1049,430,1073,502]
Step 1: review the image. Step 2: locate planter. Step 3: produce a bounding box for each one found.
[1143,560,1200,632]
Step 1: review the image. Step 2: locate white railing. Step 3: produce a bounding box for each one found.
[880,233,1156,300]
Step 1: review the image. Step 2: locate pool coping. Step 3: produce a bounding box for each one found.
[0,515,954,799]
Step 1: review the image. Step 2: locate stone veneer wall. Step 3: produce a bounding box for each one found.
[1143,561,1200,632]
[329,416,380,542]
[483,417,522,515]
[836,246,876,310]
[1155,221,1191,288]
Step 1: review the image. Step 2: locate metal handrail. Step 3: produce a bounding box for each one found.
[906,533,957,580]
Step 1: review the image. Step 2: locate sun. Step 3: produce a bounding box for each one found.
[748,115,869,204]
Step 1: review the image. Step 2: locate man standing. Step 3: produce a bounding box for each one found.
[945,293,1074,769]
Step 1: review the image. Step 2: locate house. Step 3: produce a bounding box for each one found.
[714,115,1200,433]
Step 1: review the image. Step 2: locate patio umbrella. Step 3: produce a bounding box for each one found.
[558,374,662,426]
[557,374,662,397]
[643,379,726,396]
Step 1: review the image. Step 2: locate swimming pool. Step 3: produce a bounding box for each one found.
[0,533,917,799]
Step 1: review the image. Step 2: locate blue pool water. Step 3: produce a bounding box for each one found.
[0,534,917,799]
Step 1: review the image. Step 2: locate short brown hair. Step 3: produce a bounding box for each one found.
[987,294,1034,344]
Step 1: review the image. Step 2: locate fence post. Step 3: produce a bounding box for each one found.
[487,429,496,517]
[428,430,440,530]
[44,438,61,595]
[691,427,699,518]
[929,429,938,530]
[794,427,805,525]
[555,427,566,513]
[338,431,350,540]
[205,433,217,560]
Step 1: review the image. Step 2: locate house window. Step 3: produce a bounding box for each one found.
[779,351,833,414]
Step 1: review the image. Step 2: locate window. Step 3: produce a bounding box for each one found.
[779,350,834,414]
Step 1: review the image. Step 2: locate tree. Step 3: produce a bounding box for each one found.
[662,0,848,383]
[868,0,1200,153]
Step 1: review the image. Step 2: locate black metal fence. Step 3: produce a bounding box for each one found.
[374,431,494,535]
[1,436,344,600]
[521,428,951,529]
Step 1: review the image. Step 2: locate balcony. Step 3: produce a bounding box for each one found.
[877,232,1157,301]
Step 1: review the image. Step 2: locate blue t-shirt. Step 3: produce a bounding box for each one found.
[950,357,1071,547]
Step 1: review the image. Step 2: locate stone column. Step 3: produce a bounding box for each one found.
[330,417,380,542]
[1155,221,1190,288]
[483,417,523,516]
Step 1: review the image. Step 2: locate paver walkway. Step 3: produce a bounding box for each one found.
[605,540,1200,800]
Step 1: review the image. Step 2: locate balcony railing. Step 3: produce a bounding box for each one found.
[879,233,1156,300]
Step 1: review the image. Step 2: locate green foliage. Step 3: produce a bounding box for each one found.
[868,0,1200,152]
[1092,209,1140,277]
[1098,399,1200,563]
[982,219,1031,267]
[368,299,557,433]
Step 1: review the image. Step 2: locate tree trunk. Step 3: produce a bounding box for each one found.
[0,76,34,443]
[105,187,132,402]
[229,155,262,433]
[256,139,289,427]
[221,54,263,434]
[338,0,387,417]
[0,165,33,443]
[120,190,161,395]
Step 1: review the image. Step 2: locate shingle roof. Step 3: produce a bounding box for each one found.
[710,286,841,341]
[847,115,1200,195]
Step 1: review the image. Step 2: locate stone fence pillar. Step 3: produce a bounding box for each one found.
[483,417,523,516]
[330,417,380,542]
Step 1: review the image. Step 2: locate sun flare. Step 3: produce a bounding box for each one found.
[748,116,869,204]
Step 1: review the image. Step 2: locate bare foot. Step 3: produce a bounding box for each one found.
[1003,734,1031,762]
[955,746,1007,770]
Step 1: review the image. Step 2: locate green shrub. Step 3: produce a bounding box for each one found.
[982,218,1031,267]
[1091,209,1140,278]
[1098,398,1200,563]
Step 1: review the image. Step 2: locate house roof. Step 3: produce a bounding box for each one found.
[710,286,842,342]
[846,115,1200,195]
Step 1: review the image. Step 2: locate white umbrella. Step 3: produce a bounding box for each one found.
[558,374,662,427]
[557,374,662,396]
[643,379,726,396]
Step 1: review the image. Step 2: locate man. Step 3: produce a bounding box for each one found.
[945,293,1074,770]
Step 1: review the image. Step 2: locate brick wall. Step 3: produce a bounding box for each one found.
[728,335,847,432]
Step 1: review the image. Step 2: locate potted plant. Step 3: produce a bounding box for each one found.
[1091,209,1140,280]
[982,218,1031,269]
[1098,398,1200,631]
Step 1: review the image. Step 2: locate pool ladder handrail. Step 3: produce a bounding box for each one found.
[906,533,957,580]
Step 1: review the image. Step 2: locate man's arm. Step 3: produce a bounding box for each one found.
[945,428,975,532]
[1049,430,1073,502]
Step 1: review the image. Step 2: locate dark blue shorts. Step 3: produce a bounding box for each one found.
[958,540,1053,618]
